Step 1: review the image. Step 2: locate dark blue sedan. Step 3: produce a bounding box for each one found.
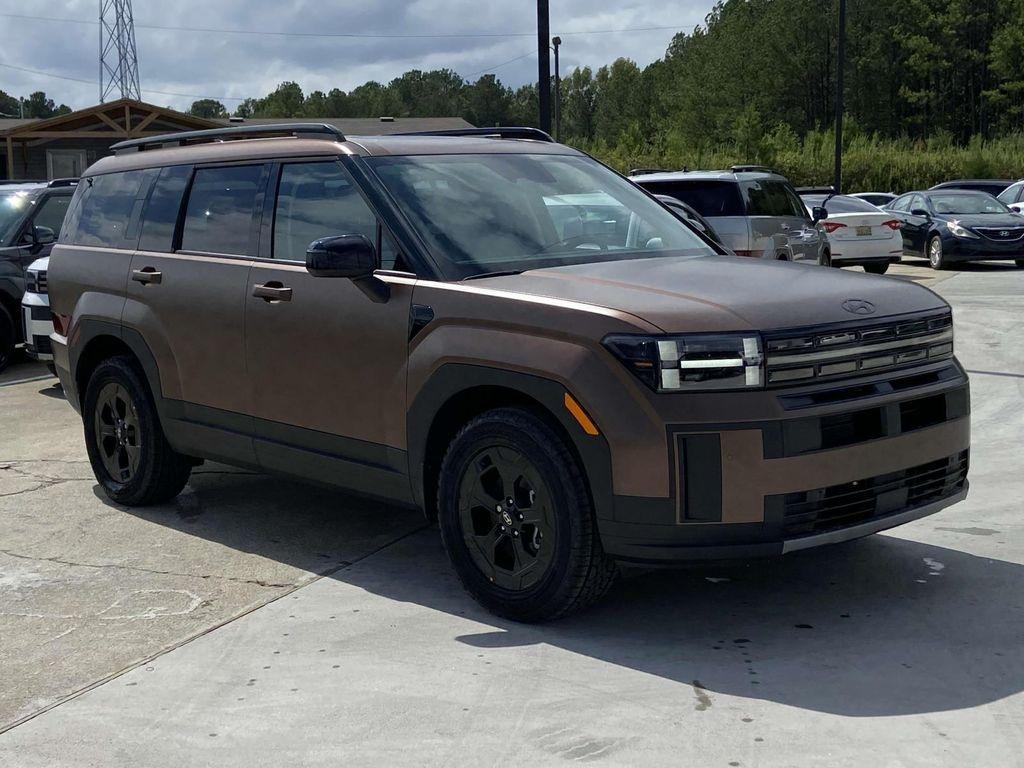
[884,190,1024,270]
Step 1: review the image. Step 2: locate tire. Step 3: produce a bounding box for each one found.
[819,250,833,268]
[0,304,14,374]
[863,262,890,275]
[437,407,618,622]
[83,355,192,506]
[927,235,946,270]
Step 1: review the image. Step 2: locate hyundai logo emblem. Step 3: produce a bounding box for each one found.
[842,299,876,315]
[1000,230,1009,237]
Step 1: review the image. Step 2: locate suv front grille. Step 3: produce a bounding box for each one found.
[764,311,953,387]
[777,450,968,536]
[974,226,1024,242]
[27,270,48,294]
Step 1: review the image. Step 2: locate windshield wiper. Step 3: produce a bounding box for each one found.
[462,269,524,281]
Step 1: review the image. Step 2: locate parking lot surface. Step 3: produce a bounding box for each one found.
[1,259,1022,766]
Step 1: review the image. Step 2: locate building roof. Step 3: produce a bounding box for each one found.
[1,107,472,138]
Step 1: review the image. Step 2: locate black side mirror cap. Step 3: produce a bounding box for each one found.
[306,234,390,303]
[910,208,931,218]
[811,206,828,222]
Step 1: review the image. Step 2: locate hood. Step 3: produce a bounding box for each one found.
[27,256,50,271]
[477,255,947,333]
[939,213,1024,229]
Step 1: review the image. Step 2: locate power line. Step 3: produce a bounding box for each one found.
[0,61,248,102]
[464,50,537,80]
[0,12,690,40]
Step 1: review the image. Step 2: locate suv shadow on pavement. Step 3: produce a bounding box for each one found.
[101,466,1024,720]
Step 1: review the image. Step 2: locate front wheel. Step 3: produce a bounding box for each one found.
[437,407,617,622]
[83,356,192,505]
[863,262,890,275]
[927,235,947,270]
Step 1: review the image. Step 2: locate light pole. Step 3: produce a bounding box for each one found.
[833,0,846,193]
[552,36,562,141]
[537,0,551,133]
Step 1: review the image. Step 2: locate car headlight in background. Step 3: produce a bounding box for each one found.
[946,220,978,239]
[604,333,764,392]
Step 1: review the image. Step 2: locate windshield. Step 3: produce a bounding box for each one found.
[0,191,33,246]
[803,194,881,213]
[928,193,1012,215]
[368,153,716,279]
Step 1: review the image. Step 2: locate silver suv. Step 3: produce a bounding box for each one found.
[632,166,829,264]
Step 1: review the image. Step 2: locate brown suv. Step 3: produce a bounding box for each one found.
[48,124,970,621]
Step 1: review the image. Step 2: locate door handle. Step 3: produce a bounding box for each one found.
[252,282,292,302]
[131,267,162,284]
[780,223,792,230]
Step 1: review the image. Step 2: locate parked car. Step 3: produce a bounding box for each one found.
[0,179,77,372]
[22,256,55,374]
[850,192,897,208]
[996,180,1024,213]
[799,194,903,274]
[929,179,1014,195]
[631,166,830,264]
[885,189,1024,269]
[49,124,969,621]
[652,194,724,246]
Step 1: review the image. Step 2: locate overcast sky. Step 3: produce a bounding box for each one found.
[0,0,708,113]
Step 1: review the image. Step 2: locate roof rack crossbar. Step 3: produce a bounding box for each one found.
[730,164,777,173]
[47,178,79,187]
[394,126,555,143]
[110,123,347,155]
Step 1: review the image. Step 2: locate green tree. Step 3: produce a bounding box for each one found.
[188,99,228,119]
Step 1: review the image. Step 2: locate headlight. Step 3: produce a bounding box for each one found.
[604,333,764,392]
[945,220,978,239]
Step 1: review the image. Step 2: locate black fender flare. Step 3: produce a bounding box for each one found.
[406,363,614,522]
[69,319,166,414]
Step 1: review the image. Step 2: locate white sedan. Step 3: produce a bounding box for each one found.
[802,194,904,274]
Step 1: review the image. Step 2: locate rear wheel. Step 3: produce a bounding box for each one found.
[83,356,192,505]
[819,250,833,267]
[863,262,890,275]
[437,407,617,622]
[927,235,946,270]
[0,304,15,374]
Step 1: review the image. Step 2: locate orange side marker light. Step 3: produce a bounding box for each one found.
[564,392,599,436]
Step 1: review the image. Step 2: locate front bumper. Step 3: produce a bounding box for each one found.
[21,291,53,362]
[598,364,971,563]
[943,235,1024,262]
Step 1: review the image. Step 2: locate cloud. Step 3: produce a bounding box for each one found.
[0,0,709,112]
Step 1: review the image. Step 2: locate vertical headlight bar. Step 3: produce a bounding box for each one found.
[605,333,764,392]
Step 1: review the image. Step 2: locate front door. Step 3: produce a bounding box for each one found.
[244,159,414,499]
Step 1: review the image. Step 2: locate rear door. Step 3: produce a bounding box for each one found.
[741,178,821,261]
[124,163,268,465]
[243,159,414,498]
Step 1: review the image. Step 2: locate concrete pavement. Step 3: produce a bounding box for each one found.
[1,260,1023,766]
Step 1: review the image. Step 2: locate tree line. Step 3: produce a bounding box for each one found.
[0,91,71,120]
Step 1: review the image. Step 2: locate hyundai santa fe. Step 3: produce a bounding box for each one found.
[47,124,970,621]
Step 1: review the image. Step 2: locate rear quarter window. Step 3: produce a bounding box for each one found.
[69,170,152,248]
[742,180,804,217]
[637,180,745,217]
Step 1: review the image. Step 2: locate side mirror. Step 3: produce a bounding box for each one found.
[910,208,931,218]
[811,206,828,222]
[306,234,389,303]
[34,226,56,245]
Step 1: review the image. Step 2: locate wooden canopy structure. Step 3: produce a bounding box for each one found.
[1,99,219,179]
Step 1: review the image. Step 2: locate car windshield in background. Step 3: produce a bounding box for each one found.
[928,193,1011,215]
[370,154,715,279]
[634,180,745,217]
[0,191,32,246]
[803,195,881,214]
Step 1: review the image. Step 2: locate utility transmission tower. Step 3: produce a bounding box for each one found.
[99,0,142,102]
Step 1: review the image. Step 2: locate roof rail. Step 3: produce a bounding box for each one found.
[110,123,347,155]
[628,168,676,176]
[47,177,79,188]
[795,185,836,194]
[730,164,777,174]
[395,126,555,143]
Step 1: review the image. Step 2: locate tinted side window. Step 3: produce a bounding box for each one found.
[638,180,744,217]
[74,171,147,247]
[31,194,72,236]
[181,165,264,255]
[273,161,398,268]
[742,180,802,217]
[888,195,911,212]
[138,165,191,252]
[998,182,1023,204]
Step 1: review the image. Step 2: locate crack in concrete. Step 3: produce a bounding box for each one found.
[0,548,306,589]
